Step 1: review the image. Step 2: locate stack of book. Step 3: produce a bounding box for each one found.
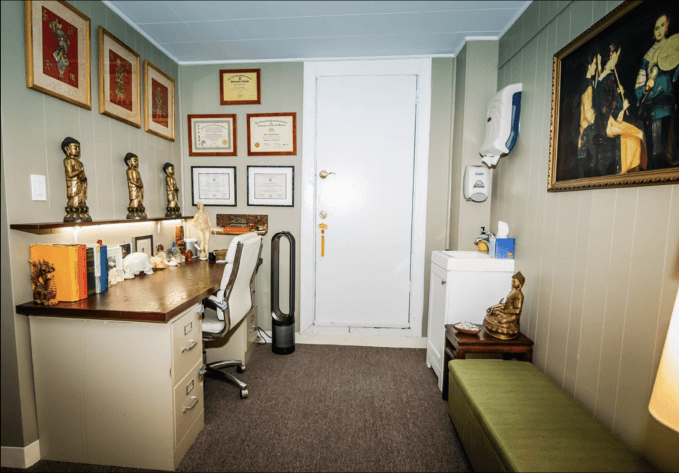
[29,243,109,302]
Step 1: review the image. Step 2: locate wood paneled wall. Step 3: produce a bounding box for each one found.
[492,0,679,459]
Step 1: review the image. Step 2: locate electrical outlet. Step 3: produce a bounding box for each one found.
[31,175,46,201]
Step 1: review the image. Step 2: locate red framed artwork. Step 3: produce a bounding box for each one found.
[144,60,175,141]
[98,26,140,127]
[25,1,91,109]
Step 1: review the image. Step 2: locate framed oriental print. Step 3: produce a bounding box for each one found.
[247,113,297,156]
[144,60,175,141]
[98,27,140,127]
[220,68,261,105]
[187,114,237,156]
[25,1,91,109]
[549,0,679,191]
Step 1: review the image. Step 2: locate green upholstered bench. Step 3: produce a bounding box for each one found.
[448,360,652,472]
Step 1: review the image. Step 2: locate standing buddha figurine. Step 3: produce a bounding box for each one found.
[61,137,91,222]
[124,152,147,219]
[163,162,181,217]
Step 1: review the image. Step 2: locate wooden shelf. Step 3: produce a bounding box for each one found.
[10,217,188,233]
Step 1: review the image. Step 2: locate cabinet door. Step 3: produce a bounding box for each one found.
[426,264,449,384]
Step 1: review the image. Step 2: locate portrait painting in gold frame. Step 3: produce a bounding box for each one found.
[549,0,678,191]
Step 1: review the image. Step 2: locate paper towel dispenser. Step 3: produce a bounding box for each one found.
[480,83,522,167]
[464,165,489,202]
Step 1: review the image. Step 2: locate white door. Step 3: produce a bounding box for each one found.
[301,59,432,336]
[314,75,417,328]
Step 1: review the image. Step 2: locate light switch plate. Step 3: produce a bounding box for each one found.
[31,175,47,201]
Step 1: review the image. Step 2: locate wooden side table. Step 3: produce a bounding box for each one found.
[442,324,534,400]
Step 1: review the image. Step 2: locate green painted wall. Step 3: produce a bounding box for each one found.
[493,1,678,470]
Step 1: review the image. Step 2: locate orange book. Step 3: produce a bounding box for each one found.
[30,244,80,302]
[77,244,87,299]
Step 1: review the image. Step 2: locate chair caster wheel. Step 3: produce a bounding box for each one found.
[237,365,246,374]
[240,389,249,399]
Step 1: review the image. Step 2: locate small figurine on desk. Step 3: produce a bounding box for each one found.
[124,152,147,219]
[483,271,525,340]
[30,260,58,305]
[61,137,92,222]
[189,202,212,260]
[163,162,181,217]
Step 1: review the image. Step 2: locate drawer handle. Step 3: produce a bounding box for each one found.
[181,340,198,353]
[182,396,199,413]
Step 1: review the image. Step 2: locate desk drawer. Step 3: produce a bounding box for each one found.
[172,305,203,383]
[174,358,204,447]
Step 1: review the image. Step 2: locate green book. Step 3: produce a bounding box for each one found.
[85,246,96,297]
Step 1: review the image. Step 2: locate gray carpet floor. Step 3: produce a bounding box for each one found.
[2,344,471,472]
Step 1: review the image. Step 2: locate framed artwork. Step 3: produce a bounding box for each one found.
[107,246,123,271]
[118,243,132,259]
[187,114,237,156]
[191,166,237,207]
[247,112,297,156]
[549,0,679,191]
[25,1,91,109]
[220,68,261,105]
[98,26,140,127]
[144,60,175,141]
[247,165,294,207]
[134,234,153,257]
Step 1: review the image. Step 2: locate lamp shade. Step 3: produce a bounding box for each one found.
[649,287,679,432]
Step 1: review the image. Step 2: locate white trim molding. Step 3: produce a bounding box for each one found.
[301,58,432,338]
[1,440,40,469]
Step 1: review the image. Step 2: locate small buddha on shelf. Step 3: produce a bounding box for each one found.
[124,152,147,219]
[483,271,525,340]
[163,162,181,217]
[61,137,92,222]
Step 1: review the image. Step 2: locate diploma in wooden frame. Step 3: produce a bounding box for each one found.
[220,68,261,105]
[247,165,294,207]
[188,114,237,156]
[191,166,237,207]
[247,112,297,156]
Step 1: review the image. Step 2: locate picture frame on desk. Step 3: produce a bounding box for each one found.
[107,246,123,271]
[134,234,153,257]
[118,242,132,259]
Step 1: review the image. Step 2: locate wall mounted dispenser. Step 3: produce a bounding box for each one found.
[463,165,489,202]
[480,83,522,167]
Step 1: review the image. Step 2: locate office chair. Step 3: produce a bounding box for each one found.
[201,232,263,399]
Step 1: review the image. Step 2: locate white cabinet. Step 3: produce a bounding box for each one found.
[30,304,204,471]
[426,251,514,391]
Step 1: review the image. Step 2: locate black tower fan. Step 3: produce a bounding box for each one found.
[271,231,295,355]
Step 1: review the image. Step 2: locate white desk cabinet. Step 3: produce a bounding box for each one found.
[426,251,514,390]
[30,304,204,471]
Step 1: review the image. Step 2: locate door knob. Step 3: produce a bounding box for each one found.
[319,170,335,179]
[319,211,327,219]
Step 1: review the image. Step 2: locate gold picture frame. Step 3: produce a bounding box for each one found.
[220,68,261,105]
[144,60,175,141]
[25,1,91,109]
[98,27,140,128]
[548,0,678,191]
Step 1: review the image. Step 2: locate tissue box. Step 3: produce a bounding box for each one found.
[495,238,515,259]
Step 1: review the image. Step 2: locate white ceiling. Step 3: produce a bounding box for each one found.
[104,1,531,64]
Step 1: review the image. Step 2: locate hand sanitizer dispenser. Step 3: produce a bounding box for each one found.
[480,83,522,167]
[463,165,489,202]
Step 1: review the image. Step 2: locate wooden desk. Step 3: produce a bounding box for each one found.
[442,324,533,401]
[16,261,223,471]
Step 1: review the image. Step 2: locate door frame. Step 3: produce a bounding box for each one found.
[300,58,432,337]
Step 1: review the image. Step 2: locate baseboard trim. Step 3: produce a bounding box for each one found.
[297,332,427,348]
[1,440,40,469]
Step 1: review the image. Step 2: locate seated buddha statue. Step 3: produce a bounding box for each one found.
[483,271,525,339]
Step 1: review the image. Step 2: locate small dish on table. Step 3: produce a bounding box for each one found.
[453,322,480,335]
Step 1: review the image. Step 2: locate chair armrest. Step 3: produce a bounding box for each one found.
[202,297,227,313]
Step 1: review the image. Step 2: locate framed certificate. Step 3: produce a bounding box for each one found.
[98,26,140,127]
[144,60,175,141]
[187,114,237,156]
[220,68,260,105]
[247,113,297,156]
[247,166,294,207]
[191,166,236,207]
[25,1,91,110]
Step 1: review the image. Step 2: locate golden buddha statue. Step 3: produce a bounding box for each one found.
[61,137,91,222]
[125,152,147,219]
[483,271,525,339]
[163,162,180,217]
